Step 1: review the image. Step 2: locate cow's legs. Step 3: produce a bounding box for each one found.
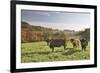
[64,46,65,50]
[64,44,66,50]
[82,48,86,51]
[82,47,86,51]
[73,45,76,49]
[84,47,86,51]
[52,47,54,52]
[64,45,66,50]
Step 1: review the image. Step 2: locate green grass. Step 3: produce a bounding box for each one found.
[21,41,90,63]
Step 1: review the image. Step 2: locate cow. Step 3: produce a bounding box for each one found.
[70,38,80,48]
[46,39,67,52]
[80,38,88,51]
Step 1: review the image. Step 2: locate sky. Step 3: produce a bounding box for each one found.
[21,10,90,31]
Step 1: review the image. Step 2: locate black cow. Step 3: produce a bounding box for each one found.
[47,39,66,52]
[80,38,88,51]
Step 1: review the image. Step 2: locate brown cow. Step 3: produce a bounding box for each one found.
[70,38,80,48]
[47,39,67,52]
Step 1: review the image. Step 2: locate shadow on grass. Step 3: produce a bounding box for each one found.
[62,48,81,56]
[22,50,63,56]
[22,48,81,56]
[22,51,51,56]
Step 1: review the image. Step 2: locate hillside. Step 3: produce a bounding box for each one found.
[21,21,53,31]
[21,21,90,42]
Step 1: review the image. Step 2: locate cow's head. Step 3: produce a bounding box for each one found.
[45,39,51,46]
[70,38,74,43]
[80,38,88,46]
[80,38,86,43]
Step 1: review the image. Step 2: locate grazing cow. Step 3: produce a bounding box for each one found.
[70,38,80,48]
[47,39,66,52]
[80,38,88,51]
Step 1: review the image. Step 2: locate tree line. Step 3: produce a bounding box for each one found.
[21,21,90,43]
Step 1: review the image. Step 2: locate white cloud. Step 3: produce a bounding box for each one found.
[34,12,51,16]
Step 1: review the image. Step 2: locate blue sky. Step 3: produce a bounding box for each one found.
[21,10,90,31]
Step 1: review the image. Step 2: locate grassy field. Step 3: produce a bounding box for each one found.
[21,41,90,63]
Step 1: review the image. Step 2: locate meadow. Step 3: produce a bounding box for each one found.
[21,41,90,63]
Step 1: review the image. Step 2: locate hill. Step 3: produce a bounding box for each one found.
[21,21,90,42]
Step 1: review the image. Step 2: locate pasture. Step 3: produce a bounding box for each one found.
[21,41,90,63]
